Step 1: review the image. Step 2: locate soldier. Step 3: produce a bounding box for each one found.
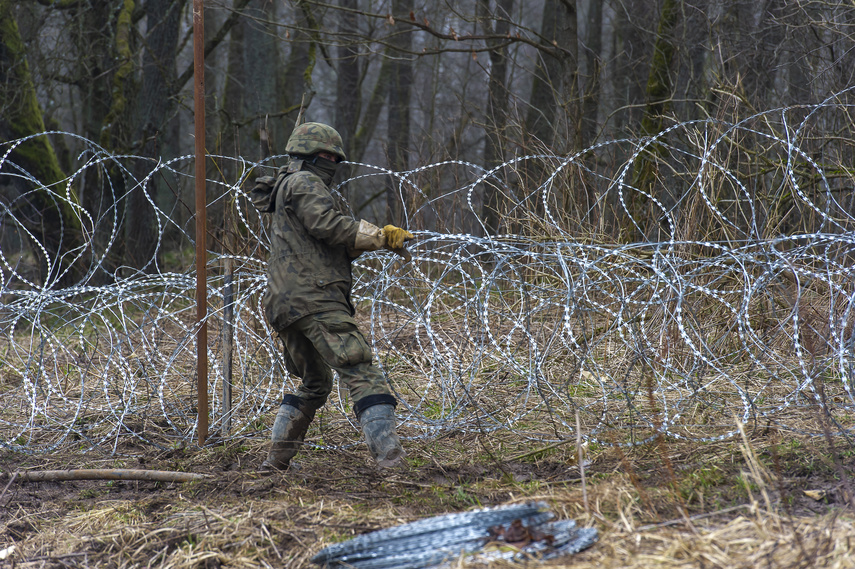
[249,122,413,471]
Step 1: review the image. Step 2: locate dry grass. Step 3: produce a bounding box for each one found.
[548,510,855,569]
[2,416,854,568]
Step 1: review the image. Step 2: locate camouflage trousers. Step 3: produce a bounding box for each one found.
[277,310,391,411]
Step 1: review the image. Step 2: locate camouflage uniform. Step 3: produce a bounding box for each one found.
[251,155,391,412]
[253,122,408,471]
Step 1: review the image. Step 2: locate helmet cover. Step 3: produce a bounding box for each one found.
[285,122,347,161]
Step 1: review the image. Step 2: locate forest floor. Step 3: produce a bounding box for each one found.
[2,419,855,569]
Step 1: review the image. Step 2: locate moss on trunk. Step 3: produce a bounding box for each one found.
[628,0,681,240]
[1,3,65,186]
[100,0,135,151]
[1,0,82,285]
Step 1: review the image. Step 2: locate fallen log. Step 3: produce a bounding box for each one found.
[3,469,209,483]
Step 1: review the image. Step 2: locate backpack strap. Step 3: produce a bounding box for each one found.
[249,158,305,213]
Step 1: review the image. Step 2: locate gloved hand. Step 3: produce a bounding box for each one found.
[383,225,414,250]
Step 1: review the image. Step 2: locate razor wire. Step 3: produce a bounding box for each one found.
[1,101,854,455]
[310,501,598,568]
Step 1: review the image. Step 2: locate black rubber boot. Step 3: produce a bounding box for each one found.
[259,397,315,472]
[358,403,406,468]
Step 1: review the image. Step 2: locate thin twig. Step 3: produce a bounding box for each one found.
[0,471,17,503]
[507,438,574,463]
[22,552,91,562]
[636,504,750,531]
[576,411,589,514]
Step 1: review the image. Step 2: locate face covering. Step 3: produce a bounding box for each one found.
[303,155,339,185]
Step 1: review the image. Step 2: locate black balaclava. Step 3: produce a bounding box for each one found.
[302,154,339,186]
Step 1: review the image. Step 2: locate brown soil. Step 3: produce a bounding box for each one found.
[2,426,854,568]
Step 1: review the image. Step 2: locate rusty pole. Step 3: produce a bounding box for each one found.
[193,0,208,446]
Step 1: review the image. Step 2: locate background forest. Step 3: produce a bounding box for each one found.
[3,0,855,283]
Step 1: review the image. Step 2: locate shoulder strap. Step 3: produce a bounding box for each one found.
[250,158,306,213]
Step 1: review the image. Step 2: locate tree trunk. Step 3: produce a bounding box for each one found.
[220,2,246,166]
[0,0,81,286]
[579,0,602,148]
[385,0,414,227]
[333,0,360,194]
[242,0,281,161]
[554,0,580,149]
[335,0,360,160]
[51,0,134,282]
[61,0,133,152]
[479,0,514,235]
[126,0,183,272]
[352,57,393,164]
[523,0,582,225]
[524,0,567,149]
[280,1,316,142]
[629,0,681,240]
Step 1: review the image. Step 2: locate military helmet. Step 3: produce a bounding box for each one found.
[285,122,347,161]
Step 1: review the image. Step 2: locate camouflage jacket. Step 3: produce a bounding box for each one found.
[251,159,366,331]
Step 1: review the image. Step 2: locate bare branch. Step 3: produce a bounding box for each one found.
[33,0,81,8]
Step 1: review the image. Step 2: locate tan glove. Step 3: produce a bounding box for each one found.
[353,220,386,251]
[383,225,414,250]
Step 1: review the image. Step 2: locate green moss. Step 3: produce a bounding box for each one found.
[1,2,65,187]
[304,42,316,86]
[1,0,83,263]
[100,0,135,150]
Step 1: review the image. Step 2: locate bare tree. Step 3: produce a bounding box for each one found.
[0,0,81,285]
[479,0,515,234]
[386,0,415,226]
[335,0,361,161]
[126,0,185,272]
[629,0,681,240]
[524,0,577,150]
[579,0,602,148]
